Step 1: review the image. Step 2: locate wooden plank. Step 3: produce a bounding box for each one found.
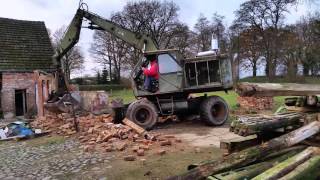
[279,155,320,180]
[252,147,318,180]
[236,82,320,97]
[167,121,320,180]
[212,148,301,180]
[220,135,259,153]
[122,118,154,140]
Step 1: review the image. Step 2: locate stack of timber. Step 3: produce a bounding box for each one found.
[230,112,303,136]
[168,121,320,180]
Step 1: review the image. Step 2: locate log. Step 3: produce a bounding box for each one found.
[167,121,320,180]
[122,118,154,140]
[279,155,320,180]
[236,82,320,97]
[252,147,318,180]
[233,113,303,136]
[211,148,303,180]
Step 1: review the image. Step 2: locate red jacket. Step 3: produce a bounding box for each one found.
[143,61,159,79]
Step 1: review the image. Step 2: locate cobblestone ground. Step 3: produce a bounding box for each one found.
[0,137,114,180]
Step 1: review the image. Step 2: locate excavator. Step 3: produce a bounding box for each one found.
[46,2,233,130]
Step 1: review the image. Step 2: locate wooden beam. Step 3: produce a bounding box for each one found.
[167,121,320,180]
[279,155,320,180]
[252,147,318,180]
[231,113,303,136]
[220,135,259,153]
[236,82,320,97]
[122,118,154,140]
[211,148,303,180]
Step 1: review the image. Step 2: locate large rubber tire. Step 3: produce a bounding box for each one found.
[200,96,229,126]
[126,99,158,130]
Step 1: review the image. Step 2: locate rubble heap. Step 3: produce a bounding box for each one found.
[237,96,273,110]
[31,113,182,158]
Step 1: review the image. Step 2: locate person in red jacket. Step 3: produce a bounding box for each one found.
[143,55,159,91]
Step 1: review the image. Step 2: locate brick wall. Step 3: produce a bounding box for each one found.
[1,72,36,119]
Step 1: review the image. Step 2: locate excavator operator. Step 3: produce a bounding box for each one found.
[143,55,159,92]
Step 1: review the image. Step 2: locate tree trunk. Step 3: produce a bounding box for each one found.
[268,59,276,79]
[287,57,297,81]
[231,54,240,84]
[253,60,257,77]
[235,82,320,97]
[211,147,304,180]
[232,113,302,136]
[279,155,320,180]
[109,56,112,82]
[167,121,320,180]
[303,63,310,76]
[252,147,318,180]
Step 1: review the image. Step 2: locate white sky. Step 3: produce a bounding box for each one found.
[0,0,317,77]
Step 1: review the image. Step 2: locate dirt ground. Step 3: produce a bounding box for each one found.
[0,119,239,180]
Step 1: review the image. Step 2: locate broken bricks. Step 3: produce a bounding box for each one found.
[160,140,172,146]
[123,155,136,161]
[157,149,166,155]
[137,149,145,156]
[31,113,182,155]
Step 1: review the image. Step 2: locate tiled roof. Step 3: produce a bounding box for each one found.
[0,17,55,72]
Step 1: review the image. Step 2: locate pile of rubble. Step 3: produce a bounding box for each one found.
[237,96,273,110]
[31,113,182,160]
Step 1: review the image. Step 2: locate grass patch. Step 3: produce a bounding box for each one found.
[79,84,126,91]
[102,147,222,180]
[109,88,136,104]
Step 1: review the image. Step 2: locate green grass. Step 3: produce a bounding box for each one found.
[109,88,136,104]
[109,89,286,112]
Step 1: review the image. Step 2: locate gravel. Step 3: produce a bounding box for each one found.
[0,137,113,179]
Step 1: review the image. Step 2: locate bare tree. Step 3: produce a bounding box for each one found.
[52,26,85,80]
[112,0,180,48]
[90,0,185,77]
[211,13,227,52]
[90,30,130,83]
[295,13,320,75]
[238,27,264,77]
[194,14,212,51]
[235,0,298,78]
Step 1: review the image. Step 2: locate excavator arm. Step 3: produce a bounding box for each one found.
[47,7,158,112]
[52,8,158,94]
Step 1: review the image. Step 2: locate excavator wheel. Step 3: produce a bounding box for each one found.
[200,96,229,126]
[126,99,158,130]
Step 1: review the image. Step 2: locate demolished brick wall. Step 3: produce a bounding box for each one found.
[31,113,183,158]
[1,72,36,119]
[1,71,56,119]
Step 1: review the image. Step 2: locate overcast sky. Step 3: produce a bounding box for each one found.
[0,0,317,77]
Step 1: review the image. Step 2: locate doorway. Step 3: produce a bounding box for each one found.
[15,89,27,116]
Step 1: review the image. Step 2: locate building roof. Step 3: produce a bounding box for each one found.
[0,17,55,72]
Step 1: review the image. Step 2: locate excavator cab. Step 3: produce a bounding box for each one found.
[131,49,183,97]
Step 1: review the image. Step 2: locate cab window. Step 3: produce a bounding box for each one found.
[158,54,181,74]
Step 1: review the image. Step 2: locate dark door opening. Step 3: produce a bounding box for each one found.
[15,89,27,116]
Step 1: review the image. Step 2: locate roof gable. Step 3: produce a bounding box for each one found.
[0,17,55,72]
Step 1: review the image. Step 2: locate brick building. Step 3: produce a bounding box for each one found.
[0,17,56,119]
